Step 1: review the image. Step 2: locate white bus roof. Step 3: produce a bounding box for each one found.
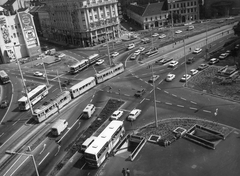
[83,104,95,112]
[96,63,123,76]
[84,137,109,155]
[88,53,99,60]
[69,77,95,91]
[70,59,88,68]
[52,119,66,129]
[0,70,8,77]
[18,85,47,102]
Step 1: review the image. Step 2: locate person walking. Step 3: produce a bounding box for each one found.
[126,168,130,176]
[214,108,218,116]
[122,168,126,176]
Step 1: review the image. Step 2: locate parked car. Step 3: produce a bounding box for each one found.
[165,74,175,81]
[134,50,141,56]
[159,34,166,39]
[0,100,8,108]
[168,60,178,67]
[110,110,124,120]
[190,69,198,76]
[139,47,145,52]
[134,88,146,97]
[111,52,119,57]
[127,109,141,121]
[152,33,159,37]
[175,30,182,34]
[130,54,137,60]
[219,53,229,60]
[198,63,209,70]
[95,59,104,65]
[209,58,219,65]
[149,75,160,83]
[33,71,45,77]
[193,48,202,54]
[127,43,135,50]
[180,74,191,82]
[186,57,195,64]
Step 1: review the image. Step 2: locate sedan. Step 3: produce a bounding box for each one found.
[165,74,175,81]
[111,52,119,57]
[190,69,198,75]
[193,48,202,54]
[0,100,8,108]
[33,71,44,77]
[175,30,182,34]
[149,75,160,83]
[128,109,141,121]
[198,63,209,70]
[134,50,141,56]
[219,53,229,60]
[95,59,104,65]
[139,47,145,52]
[110,110,124,120]
[130,54,137,60]
[209,58,219,65]
[159,34,166,39]
[127,43,135,50]
[152,33,159,37]
[180,74,191,82]
[168,60,178,67]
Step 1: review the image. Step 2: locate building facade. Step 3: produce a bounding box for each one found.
[44,0,120,47]
[126,2,168,30]
[0,8,41,64]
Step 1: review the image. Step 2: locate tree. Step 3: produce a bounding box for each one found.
[233,22,240,36]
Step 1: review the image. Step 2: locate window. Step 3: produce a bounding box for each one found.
[145,18,148,21]
[13,33,16,38]
[11,25,14,30]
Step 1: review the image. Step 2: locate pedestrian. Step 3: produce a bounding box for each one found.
[126,168,130,176]
[122,168,126,176]
[214,108,218,116]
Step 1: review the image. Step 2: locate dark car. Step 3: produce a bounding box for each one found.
[0,100,8,108]
[61,80,71,87]
[186,57,195,64]
[134,89,146,97]
[198,64,209,70]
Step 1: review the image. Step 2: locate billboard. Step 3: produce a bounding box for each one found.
[0,17,11,44]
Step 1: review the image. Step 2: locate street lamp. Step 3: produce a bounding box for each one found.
[38,50,49,87]
[150,64,158,128]
[205,22,209,60]
[169,1,175,42]
[183,38,188,87]
[103,19,112,66]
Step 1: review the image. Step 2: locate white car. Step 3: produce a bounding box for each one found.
[180,74,191,82]
[175,30,182,34]
[111,52,119,57]
[139,47,145,52]
[193,48,202,54]
[128,109,141,121]
[165,74,175,81]
[209,58,219,65]
[33,71,44,77]
[168,60,178,67]
[130,54,137,60]
[149,75,160,83]
[152,33,159,37]
[127,43,135,50]
[190,69,198,75]
[110,110,124,120]
[159,34,166,39]
[219,53,229,60]
[134,50,141,55]
[95,59,104,65]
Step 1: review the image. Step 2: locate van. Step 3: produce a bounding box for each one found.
[81,136,97,152]
[187,25,194,31]
[82,104,96,119]
[51,119,68,136]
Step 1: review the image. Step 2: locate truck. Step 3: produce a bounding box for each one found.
[81,136,97,152]
[82,104,96,119]
[51,119,68,136]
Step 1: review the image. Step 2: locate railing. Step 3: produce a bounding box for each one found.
[128,136,146,161]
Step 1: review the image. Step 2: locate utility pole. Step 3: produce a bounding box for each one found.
[150,65,158,128]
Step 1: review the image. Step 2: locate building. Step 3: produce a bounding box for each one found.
[167,0,199,24]
[126,2,168,30]
[44,0,120,47]
[0,7,41,64]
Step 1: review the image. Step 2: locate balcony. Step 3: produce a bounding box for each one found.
[83,0,117,8]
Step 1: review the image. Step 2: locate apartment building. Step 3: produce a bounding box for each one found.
[44,0,120,47]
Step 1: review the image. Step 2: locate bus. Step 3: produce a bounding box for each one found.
[88,53,100,65]
[18,85,48,110]
[0,70,10,84]
[69,59,88,74]
[33,91,71,123]
[146,48,159,57]
[84,120,125,167]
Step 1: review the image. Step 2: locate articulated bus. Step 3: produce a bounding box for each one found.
[0,70,10,84]
[146,49,159,57]
[18,85,48,110]
[84,120,125,167]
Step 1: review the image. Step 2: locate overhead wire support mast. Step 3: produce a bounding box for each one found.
[151,65,158,128]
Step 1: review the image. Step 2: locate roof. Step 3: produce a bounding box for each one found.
[29,5,48,13]
[128,2,165,17]
[2,0,16,6]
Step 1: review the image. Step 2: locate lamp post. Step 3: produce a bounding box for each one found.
[183,38,188,87]
[169,1,175,42]
[38,50,49,87]
[150,64,158,128]
[205,22,209,60]
[104,19,112,66]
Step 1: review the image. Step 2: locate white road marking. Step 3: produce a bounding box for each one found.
[150,89,153,93]
[12,119,20,126]
[165,102,172,105]
[177,105,184,107]
[38,152,50,165]
[8,156,29,176]
[190,107,197,110]
[52,88,58,92]
[145,98,150,101]
[140,98,145,104]
[156,100,161,103]
[158,79,163,84]
[180,97,186,100]
[190,101,197,104]
[157,87,161,90]
[164,91,169,94]
[0,133,4,137]
[172,94,177,97]
[203,110,211,113]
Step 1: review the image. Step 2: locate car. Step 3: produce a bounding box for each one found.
[190,69,198,75]
[130,54,137,60]
[111,52,119,57]
[209,58,219,65]
[175,30,182,34]
[128,109,141,121]
[225,50,231,54]
[55,52,66,58]
[33,71,44,77]
[165,74,175,81]
[198,63,209,70]
[193,48,202,54]
[134,88,146,97]
[186,57,195,64]
[127,43,135,50]
[159,34,166,39]
[134,50,141,55]
[95,59,104,65]
[219,53,229,60]
[61,80,71,87]
[141,38,150,43]
[0,100,8,108]
[152,33,159,37]
[180,74,191,82]
[139,47,145,52]
[149,75,160,83]
[110,110,124,120]
[168,60,178,67]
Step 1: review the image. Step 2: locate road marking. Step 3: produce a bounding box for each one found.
[145,98,150,101]
[190,107,197,110]
[158,79,163,84]
[81,163,87,170]
[190,101,197,104]
[203,110,211,113]
[52,88,58,92]
[8,156,29,176]
[156,100,161,103]
[150,89,153,93]
[157,87,161,90]
[164,91,169,94]
[140,98,145,104]
[172,94,177,97]
[38,152,50,166]
[165,102,172,105]
[180,97,186,100]
[12,119,20,126]
[0,133,4,137]
[177,105,184,107]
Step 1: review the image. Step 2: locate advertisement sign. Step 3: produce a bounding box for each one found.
[0,17,11,44]
[18,12,34,30]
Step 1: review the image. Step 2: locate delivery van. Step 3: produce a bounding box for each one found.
[51,119,68,136]
[82,104,96,119]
